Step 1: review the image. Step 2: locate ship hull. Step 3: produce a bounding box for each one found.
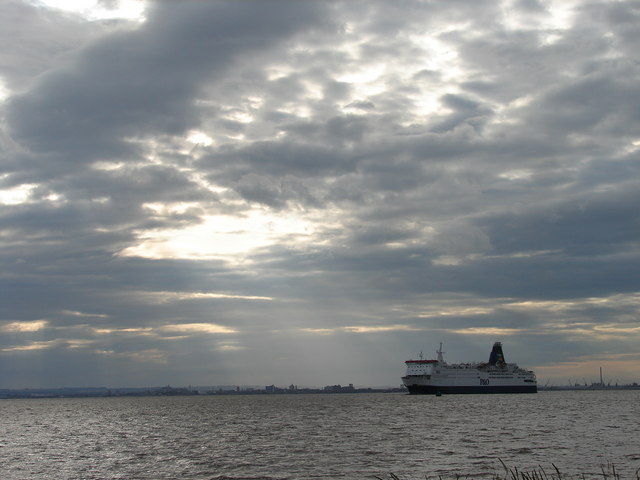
[405,383,537,395]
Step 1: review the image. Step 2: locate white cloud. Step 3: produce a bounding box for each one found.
[2,320,48,332]
[29,0,146,21]
[160,323,237,335]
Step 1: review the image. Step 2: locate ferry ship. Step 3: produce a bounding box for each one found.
[402,342,537,394]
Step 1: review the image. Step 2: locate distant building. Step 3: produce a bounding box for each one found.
[323,384,355,393]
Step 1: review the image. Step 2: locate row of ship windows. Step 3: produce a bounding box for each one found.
[410,373,522,378]
[408,370,530,378]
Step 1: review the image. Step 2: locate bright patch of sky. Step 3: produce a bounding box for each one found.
[0,183,36,205]
[0,77,9,101]
[120,208,316,261]
[29,0,146,21]
[2,320,48,332]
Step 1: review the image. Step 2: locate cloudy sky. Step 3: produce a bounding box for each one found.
[1,0,639,389]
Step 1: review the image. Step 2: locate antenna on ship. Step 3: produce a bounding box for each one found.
[437,342,445,363]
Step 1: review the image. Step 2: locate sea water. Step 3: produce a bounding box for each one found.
[1,390,639,480]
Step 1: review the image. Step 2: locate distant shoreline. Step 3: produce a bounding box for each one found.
[2,383,639,399]
[0,384,406,399]
[540,384,640,391]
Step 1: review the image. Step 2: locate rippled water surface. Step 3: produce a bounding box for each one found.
[2,390,639,479]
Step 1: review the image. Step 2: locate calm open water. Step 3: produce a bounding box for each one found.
[1,390,639,480]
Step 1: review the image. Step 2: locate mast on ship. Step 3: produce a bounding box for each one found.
[437,342,445,363]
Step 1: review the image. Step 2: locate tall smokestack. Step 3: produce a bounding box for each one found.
[489,342,505,365]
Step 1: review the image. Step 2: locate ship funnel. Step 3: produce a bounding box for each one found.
[488,341,505,365]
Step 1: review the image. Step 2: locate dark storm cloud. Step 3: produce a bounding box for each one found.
[528,71,640,137]
[214,139,360,178]
[480,186,640,257]
[0,0,110,90]
[6,0,328,167]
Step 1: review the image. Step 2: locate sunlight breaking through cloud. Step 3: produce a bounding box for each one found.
[119,209,317,261]
[2,320,48,332]
[29,0,146,21]
[160,323,238,335]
